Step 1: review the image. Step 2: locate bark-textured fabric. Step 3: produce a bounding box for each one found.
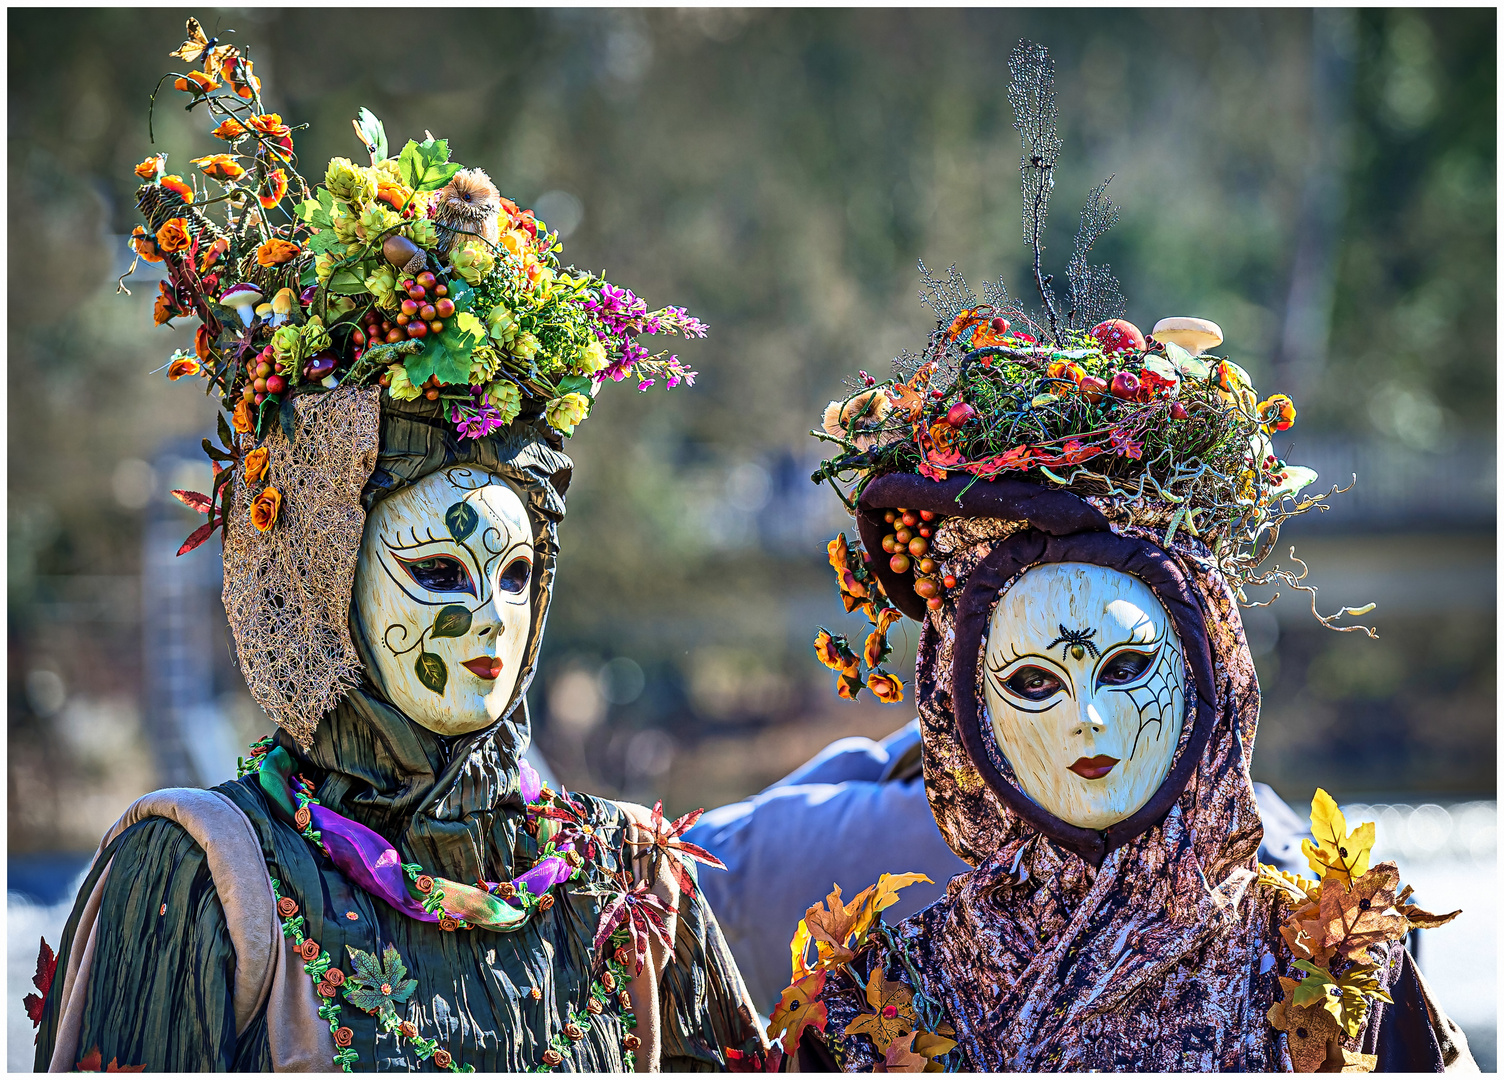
[811,474,1460,1072]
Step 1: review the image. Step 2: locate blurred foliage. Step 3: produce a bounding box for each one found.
[7,10,1494,846]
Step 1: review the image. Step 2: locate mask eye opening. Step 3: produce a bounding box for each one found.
[1095,647,1157,689]
[497,556,531,595]
[394,553,477,596]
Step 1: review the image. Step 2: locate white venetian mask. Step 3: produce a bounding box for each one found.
[981,562,1186,829]
[353,467,535,735]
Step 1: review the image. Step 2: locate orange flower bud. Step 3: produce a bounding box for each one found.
[256,237,301,267]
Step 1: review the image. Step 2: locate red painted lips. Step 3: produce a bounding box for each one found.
[462,657,503,680]
[1069,755,1119,780]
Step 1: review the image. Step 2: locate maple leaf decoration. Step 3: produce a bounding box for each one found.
[1395,883,1461,930]
[76,1048,146,1072]
[625,800,726,900]
[24,936,56,1028]
[843,966,919,1055]
[767,970,828,1053]
[342,943,417,1018]
[593,876,676,975]
[1316,862,1409,961]
[1301,788,1375,885]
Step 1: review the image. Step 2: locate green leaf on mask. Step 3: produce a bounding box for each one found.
[444,501,478,541]
[414,651,448,695]
[431,605,472,639]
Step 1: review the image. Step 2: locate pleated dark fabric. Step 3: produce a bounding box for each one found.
[33,401,760,1071]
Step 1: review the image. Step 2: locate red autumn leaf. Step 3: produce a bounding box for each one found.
[23,936,56,1026]
[176,514,222,556]
[593,877,675,973]
[625,800,728,900]
[726,1046,786,1072]
[171,489,213,514]
[78,1048,103,1072]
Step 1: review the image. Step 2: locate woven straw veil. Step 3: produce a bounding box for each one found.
[223,387,382,747]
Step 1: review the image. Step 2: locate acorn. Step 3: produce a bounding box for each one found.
[303,352,338,382]
[382,234,424,273]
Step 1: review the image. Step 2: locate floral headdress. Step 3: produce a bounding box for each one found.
[127,19,706,737]
[811,41,1375,705]
[127,18,703,556]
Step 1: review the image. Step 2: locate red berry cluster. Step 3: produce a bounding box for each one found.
[375,270,455,345]
[241,344,286,404]
[879,509,955,611]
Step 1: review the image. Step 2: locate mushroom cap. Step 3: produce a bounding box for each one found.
[271,287,298,313]
[220,282,263,305]
[1151,317,1223,356]
[255,302,274,316]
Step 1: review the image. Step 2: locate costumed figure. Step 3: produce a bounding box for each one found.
[759,41,1474,1075]
[29,20,761,1072]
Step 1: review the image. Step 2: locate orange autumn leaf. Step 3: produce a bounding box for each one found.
[154,217,192,254]
[1267,993,1341,1074]
[803,882,877,964]
[768,970,827,1053]
[882,1031,929,1073]
[844,966,917,1054]
[867,871,931,919]
[1316,863,1408,961]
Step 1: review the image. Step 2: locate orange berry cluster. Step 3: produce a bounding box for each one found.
[879,508,955,610]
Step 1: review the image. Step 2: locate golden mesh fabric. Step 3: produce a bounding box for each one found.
[222,387,381,749]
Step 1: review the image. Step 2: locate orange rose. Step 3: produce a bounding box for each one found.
[130,225,163,263]
[623,1034,641,1052]
[166,356,202,381]
[153,282,179,326]
[866,670,905,704]
[323,967,346,988]
[247,113,290,136]
[398,1021,419,1039]
[250,487,281,532]
[199,236,230,274]
[276,897,299,918]
[258,168,289,209]
[294,806,312,830]
[1258,394,1297,434]
[414,874,434,895]
[160,175,195,203]
[333,1027,354,1048]
[135,156,163,181]
[299,938,320,961]
[432,1049,452,1069]
[223,57,260,100]
[541,1050,563,1067]
[173,71,219,94]
[232,399,255,434]
[244,447,269,483]
[212,118,248,141]
[155,217,192,254]
[375,180,413,213]
[256,237,301,266]
[194,324,215,363]
[538,894,555,912]
[191,153,245,183]
[438,916,458,932]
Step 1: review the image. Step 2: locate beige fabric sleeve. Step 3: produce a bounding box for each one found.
[44,787,336,1072]
[1414,961,1480,1073]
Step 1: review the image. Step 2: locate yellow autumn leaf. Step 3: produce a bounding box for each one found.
[1301,788,1374,884]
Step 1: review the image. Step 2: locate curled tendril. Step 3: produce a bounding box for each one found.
[1243,548,1378,638]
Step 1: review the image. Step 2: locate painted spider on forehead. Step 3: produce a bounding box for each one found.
[1047,625,1099,661]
